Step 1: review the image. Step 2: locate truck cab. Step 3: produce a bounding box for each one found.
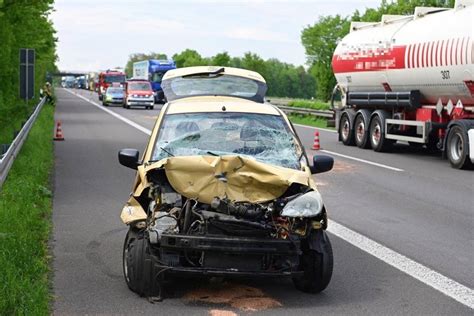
[133,60,177,103]
[123,79,154,109]
[98,70,126,100]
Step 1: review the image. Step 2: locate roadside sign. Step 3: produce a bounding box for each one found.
[19,48,35,100]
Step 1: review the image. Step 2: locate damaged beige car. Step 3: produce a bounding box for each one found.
[118,66,334,299]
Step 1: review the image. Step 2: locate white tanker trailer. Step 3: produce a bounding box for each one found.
[331,0,474,169]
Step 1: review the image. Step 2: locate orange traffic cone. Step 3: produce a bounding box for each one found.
[54,121,65,141]
[312,130,320,150]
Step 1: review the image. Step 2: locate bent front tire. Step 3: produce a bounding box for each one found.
[123,229,148,296]
[292,230,333,293]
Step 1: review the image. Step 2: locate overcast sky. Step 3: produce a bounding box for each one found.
[51,0,380,72]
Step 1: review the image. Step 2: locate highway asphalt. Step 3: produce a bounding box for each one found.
[52,88,473,315]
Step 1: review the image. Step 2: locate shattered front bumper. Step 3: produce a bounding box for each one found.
[153,233,303,277]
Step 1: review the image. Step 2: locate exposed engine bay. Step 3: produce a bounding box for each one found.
[122,165,330,299]
[135,167,326,267]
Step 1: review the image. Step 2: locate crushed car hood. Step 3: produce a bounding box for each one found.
[138,155,314,205]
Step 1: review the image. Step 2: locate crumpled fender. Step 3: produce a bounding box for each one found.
[164,155,314,204]
[120,196,147,225]
[121,155,317,224]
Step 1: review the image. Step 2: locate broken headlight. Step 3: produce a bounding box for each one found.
[281,190,324,218]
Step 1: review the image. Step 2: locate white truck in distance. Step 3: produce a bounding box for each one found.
[331,0,474,169]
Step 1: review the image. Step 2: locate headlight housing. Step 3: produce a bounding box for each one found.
[281,191,324,218]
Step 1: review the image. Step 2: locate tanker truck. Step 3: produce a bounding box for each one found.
[331,0,474,169]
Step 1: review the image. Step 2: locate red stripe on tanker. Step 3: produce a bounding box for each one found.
[332,46,406,73]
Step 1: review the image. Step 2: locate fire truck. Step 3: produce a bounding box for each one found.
[331,0,474,169]
[97,70,126,101]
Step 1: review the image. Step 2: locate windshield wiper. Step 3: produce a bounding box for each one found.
[206,151,219,156]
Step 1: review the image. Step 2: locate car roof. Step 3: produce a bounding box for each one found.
[165,96,281,116]
[162,66,266,83]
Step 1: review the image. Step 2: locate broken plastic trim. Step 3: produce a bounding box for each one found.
[281,191,324,218]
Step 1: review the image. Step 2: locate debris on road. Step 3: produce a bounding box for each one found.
[185,281,282,312]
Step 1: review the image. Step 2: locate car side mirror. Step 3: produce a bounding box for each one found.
[118,148,140,170]
[310,155,334,174]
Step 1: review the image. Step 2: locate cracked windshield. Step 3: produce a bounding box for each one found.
[152,112,302,169]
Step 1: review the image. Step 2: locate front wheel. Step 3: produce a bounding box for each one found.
[292,230,333,293]
[446,126,473,169]
[123,229,148,296]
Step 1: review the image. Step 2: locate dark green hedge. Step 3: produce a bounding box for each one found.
[0,0,57,144]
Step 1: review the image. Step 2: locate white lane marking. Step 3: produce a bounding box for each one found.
[328,221,474,309]
[320,149,404,172]
[293,123,337,133]
[65,89,474,308]
[293,123,403,172]
[64,89,152,136]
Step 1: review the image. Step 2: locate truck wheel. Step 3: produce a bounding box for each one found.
[369,115,392,152]
[123,229,147,296]
[339,113,355,146]
[446,126,473,169]
[354,114,370,149]
[292,230,333,293]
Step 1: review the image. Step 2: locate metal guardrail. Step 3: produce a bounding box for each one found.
[0,97,46,187]
[275,105,334,118]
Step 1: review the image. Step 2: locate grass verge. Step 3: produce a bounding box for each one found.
[288,114,334,130]
[0,103,54,315]
[287,99,330,111]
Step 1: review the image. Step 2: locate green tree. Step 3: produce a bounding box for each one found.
[211,51,231,66]
[0,0,57,144]
[241,52,267,78]
[172,49,208,68]
[124,52,167,77]
[131,48,316,99]
[301,15,349,101]
[353,0,455,22]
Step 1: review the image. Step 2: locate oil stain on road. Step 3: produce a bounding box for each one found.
[184,280,282,313]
